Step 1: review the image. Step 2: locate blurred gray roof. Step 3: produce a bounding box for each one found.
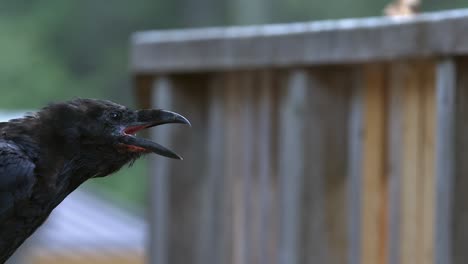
[0,111,31,122]
[33,189,147,253]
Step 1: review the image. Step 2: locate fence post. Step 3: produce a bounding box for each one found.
[434,58,456,264]
[148,76,173,264]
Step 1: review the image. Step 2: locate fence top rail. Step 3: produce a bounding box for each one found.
[131,9,468,74]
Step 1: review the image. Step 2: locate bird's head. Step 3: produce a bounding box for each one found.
[35,98,190,160]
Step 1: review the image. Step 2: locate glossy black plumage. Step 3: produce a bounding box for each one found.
[0,98,189,262]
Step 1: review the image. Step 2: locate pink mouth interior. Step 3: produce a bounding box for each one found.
[123,125,147,135]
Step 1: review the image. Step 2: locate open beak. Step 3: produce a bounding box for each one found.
[118,109,191,160]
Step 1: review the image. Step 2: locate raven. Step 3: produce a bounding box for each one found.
[0,98,190,262]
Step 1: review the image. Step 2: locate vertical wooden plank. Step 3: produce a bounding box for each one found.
[196,75,225,264]
[220,73,234,264]
[388,61,436,264]
[256,70,279,264]
[400,63,423,264]
[300,71,327,264]
[387,64,403,264]
[301,68,352,264]
[261,70,282,264]
[453,58,468,264]
[210,79,227,264]
[148,76,172,264]
[224,72,247,264]
[348,68,363,264]
[278,69,307,264]
[434,59,456,264]
[239,72,256,264]
[361,64,388,264]
[420,63,436,264]
[252,77,265,264]
[148,75,210,264]
[322,69,351,264]
[256,70,269,264]
[277,67,352,264]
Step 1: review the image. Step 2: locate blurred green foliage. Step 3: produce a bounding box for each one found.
[85,159,148,206]
[0,0,467,206]
[0,0,176,109]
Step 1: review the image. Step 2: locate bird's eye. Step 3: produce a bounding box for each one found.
[109,112,122,121]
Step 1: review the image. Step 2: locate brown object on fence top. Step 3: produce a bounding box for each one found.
[384,0,420,17]
[131,9,468,74]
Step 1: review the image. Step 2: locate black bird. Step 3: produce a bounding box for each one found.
[0,98,190,262]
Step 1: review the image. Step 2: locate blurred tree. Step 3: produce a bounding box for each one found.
[181,0,227,26]
[0,0,181,108]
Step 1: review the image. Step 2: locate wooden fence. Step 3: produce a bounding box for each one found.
[130,9,468,264]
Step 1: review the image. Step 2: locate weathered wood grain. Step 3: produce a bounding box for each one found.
[261,70,281,264]
[148,75,212,264]
[133,10,468,264]
[315,68,351,264]
[256,70,278,264]
[385,61,437,264]
[238,72,255,264]
[347,67,364,264]
[195,75,226,264]
[386,61,437,264]
[132,9,468,73]
[399,62,423,264]
[434,59,456,264]
[453,58,468,264]
[278,67,352,264]
[148,76,172,264]
[278,69,307,264]
[420,63,436,264]
[361,64,388,264]
[140,52,457,264]
[387,63,403,264]
[224,72,248,264]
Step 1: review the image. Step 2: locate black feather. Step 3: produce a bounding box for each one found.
[0,99,155,262]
